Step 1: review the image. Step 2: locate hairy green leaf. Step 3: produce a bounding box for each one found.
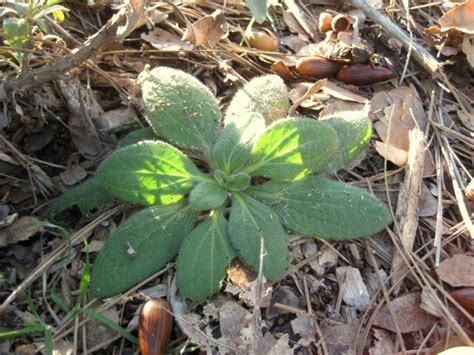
[90,203,196,298]
[246,0,268,24]
[176,212,236,301]
[189,181,227,211]
[212,116,264,174]
[245,117,338,181]
[251,176,392,239]
[4,17,29,48]
[141,67,220,155]
[48,178,115,218]
[319,113,372,172]
[226,172,251,191]
[225,75,288,125]
[117,128,157,148]
[96,141,201,206]
[229,193,289,281]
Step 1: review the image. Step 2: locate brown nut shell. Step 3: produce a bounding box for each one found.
[336,64,394,85]
[296,56,342,78]
[450,288,474,315]
[245,30,279,52]
[318,12,333,33]
[331,14,351,32]
[139,298,172,355]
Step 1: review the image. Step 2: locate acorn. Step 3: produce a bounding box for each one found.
[331,14,351,32]
[296,56,342,79]
[450,288,474,315]
[245,29,279,52]
[318,12,333,33]
[336,64,395,85]
[139,298,173,355]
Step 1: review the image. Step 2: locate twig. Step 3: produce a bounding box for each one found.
[390,128,426,290]
[1,5,130,98]
[350,0,441,74]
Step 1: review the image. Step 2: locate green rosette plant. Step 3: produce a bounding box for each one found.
[50,67,391,301]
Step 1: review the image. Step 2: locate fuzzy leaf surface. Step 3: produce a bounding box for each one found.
[319,114,372,172]
[90,203,196,298]
[212,117,264,174]
[246,0,267,23]
[245,117,338,181]
[229,193,289,281]
[225,75,287,125]
[189,181,227,211]
[251,176,392,239]
[141,67,220,154]
[48,178,114,218]
[176,212,236,301]
[96,141,200,206]
[117,128,157,148]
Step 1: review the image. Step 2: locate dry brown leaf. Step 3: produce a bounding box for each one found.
[322,81,368,104]
[280,35,308,52]
[141,28,192,51]
[321,323,358,355]
[290,314,315,347]
[419,182,438,217]
[0,216,43,247]
[370,87,434,172]
[439,0,474,34]
[374,141,409,166]
[373,292,438,333]
[461,35,474,68]
[182,10,227,47]
[59,165,87,186]
[116,0,146,41]
[457,108,474,130]
[369,328,395,355]
[85,307,120,350]
[336,266,370,311]
[438,254,474,287]
[270,61,296,79]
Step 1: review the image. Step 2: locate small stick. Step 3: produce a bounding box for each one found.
[350,0,441,74]
[390,128,426,290]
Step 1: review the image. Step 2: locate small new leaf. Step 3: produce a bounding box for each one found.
[4,17,29,47]
[245,117,338,181]
[251,176,392,239]
[48,178,115,218]
[176,212,236,301]
[90,203,196,298]
[141,67,220,154]
[96,141,201,206]
[229,193,289,281]
[189,181,227,211]
[212,118,263,174]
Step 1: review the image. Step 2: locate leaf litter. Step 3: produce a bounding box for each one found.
[1,0,473,353]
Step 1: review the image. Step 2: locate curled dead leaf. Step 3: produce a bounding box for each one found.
[0,216,43,247]
[439,0,474,34]
[182,10,227,47]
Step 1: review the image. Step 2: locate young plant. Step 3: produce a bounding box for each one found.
[50,67,392,301]
[0,0,67,67]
